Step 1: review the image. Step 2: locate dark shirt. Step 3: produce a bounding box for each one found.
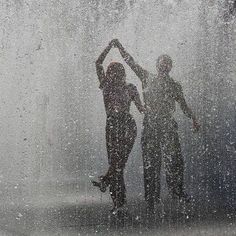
[120,50,193,120]
[143,73,193,119]
[101,83,140,117]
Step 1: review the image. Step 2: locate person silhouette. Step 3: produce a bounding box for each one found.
[113,39,200,212]
[92,40,145,214]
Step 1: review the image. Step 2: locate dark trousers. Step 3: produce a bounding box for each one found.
[141,116,184,206]
[104,113,137,208]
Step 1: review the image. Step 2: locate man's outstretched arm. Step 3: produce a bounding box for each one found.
[175,83,200,132]
[114,40,149,88]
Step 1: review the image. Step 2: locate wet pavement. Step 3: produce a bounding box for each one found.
[0,192,235,236]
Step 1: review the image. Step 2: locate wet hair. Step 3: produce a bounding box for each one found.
[105,62,126,86]
[156,54,173,72]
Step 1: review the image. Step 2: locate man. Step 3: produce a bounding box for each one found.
[113,39,200,211]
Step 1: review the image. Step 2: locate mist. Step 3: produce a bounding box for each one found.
[0,0,235,235]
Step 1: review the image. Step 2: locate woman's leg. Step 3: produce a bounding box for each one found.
[103,116,119,185]
[109,168,126,208]
[105,115,137,209]
[111,115,137,208]
[92,117,116,192]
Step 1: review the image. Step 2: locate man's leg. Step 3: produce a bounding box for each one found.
[142,123,162,210]
[161,120,185,198]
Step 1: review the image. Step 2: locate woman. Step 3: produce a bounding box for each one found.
[92,40,145,213]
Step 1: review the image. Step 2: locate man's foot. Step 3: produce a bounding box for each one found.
[110,205,128,215]
[145,198,165,220]
[173,191,191,203]
[91,179,107,193]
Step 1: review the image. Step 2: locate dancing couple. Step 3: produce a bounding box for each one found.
[92,39,200,215]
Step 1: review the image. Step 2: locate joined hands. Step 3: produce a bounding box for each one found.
[109,39,122,49]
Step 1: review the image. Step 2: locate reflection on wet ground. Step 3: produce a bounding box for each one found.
[0,193,235,236]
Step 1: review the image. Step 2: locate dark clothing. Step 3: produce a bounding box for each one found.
[141,75,190,205]
[117,46,194,206]
[96,51,143,209]
[142,115,184,204]
[100,82,140,208]
[106,113,137,169]
[118,47,193,117]
[104,113,137,208]
[104,112,137,208]
[102,83,141,116]
[141,75,191,199]
[143,74,193,119]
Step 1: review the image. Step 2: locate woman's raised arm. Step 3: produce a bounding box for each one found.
[95,42,113,87]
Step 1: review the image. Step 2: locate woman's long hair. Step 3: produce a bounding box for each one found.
[101,62,126,89]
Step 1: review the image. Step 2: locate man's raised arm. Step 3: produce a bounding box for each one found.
[114,39,149,88]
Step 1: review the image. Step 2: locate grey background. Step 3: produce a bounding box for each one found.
[0,1,235,233]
